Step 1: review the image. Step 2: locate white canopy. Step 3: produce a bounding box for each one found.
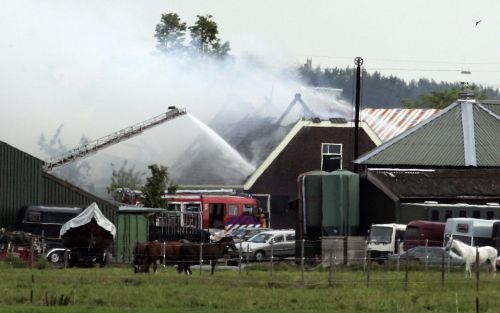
[60,202,116,239]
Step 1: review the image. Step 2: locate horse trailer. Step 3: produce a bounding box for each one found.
[403,220,445,250]
[15,205,83,249]
[444,218,500,248]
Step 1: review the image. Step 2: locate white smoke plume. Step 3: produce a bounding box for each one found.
[0,1,354,196]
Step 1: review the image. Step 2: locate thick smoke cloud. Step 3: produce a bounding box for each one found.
[0,1,353,196]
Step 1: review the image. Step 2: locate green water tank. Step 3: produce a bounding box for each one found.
[298,171,326,237]
[322,170,360,236]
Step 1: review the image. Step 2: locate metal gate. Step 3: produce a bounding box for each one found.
[148,211,205,242]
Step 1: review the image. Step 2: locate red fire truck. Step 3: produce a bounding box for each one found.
[121,189,263,235]
[163,194,261,233]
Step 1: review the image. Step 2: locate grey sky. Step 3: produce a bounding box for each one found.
[1,0,499,158]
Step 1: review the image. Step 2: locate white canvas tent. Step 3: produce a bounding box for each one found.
[60,202,116,239]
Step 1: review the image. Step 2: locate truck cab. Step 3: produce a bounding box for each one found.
[367,223,406,261]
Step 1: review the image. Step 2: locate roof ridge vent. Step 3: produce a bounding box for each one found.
[458,82,476,101]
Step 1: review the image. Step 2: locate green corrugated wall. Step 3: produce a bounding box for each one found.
[0,142,43,228]
[116,214,148,263]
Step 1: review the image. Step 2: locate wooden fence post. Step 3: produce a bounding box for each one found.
[301,239,305,286]
[270,240,274,277]
[364,239,368,272]
[238,242,242,275]
[30,274,34,303]
[199,242,203,275]
[29,236,34,269]
[425,239,428,271]
[162,241,166,269]
[366,250,371,287]
[476,246,480,313]
[343,236,348,265]
[328,248,333,287]
[246,244,250,275]
[404,250,409,290]
[396,239,400,272]
[64,249,69,269]
[441,247,445,288]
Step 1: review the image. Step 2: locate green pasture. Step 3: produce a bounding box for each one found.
[1,262,500,313]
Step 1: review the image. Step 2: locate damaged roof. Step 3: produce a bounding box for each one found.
[356,100,500,167]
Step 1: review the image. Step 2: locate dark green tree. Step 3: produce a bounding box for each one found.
[298,63,500,108]
[188,15,230,57]
[402,85,488,109]
[154,13,187,54]
[107,161,145,201]
[141,164,177,208]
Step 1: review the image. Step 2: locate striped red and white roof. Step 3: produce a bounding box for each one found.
[361,108,440,142]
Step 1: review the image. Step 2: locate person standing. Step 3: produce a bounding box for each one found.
[258,209,267,228]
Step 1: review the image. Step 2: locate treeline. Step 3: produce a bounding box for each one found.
[298,65,500,108]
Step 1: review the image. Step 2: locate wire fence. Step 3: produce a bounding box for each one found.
[2,237,498,278]
[3,237,498,313]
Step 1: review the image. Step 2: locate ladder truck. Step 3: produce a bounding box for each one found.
[43,106,186,171]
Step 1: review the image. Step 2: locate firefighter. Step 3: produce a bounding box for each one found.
[258,208,267,228]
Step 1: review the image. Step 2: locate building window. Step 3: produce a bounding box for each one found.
[321,143,342,172]
[445,210,453,220]
[27,211,41,222]
[457,224,469,233]
[431,210,439,221]
[473,210,481,218]
[487,211,494,220]
[459,210,467,217]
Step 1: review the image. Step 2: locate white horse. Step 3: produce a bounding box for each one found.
[446,235,497,278]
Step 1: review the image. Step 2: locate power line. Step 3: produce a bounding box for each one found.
[367,67,500,73]
[299,54,500,66]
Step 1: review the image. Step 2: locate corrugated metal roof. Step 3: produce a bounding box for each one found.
[356,101,500,167]
[480,101,500,116]
[474,104,500,166]
[361,108,440,142]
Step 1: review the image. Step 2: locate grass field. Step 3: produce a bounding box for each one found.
[1,261,500,313]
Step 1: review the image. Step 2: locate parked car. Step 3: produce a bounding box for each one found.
[389,246,464,266]
[230,227,270,244]
[240,230,295,262]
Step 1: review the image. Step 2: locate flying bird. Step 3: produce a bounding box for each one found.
[475,20,482,27]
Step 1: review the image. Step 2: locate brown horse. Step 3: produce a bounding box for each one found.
[133,241,162,273]
[180,236,237,275]
[163,240,191,274]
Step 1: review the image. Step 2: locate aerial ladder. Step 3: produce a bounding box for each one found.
[43,106,187,171]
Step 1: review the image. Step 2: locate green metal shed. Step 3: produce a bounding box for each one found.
[115,207,154,263]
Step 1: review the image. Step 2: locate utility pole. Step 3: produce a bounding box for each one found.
[353,57,363,173]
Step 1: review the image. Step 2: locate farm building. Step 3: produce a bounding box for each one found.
[243,118,380,229]
[355,97,500,233]
[0,141,118,230]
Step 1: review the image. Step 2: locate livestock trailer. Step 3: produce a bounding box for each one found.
[403,220,445,250]
[444,217,500,248]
